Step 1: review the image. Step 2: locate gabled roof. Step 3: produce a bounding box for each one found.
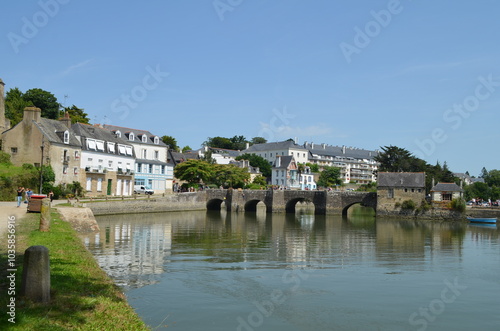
[244,140,308,153]
[273,155,295,169]
[35,118,80,147]
[377,172,425,188]
[101,124,167,147]
[431,182,463,192]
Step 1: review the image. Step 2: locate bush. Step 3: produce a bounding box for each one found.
[449,198,466,212]
[0,151,12,165]
[401,199,416,210]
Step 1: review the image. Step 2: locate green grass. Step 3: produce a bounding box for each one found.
[0,212,149,330]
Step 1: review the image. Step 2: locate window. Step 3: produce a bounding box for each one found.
[74,151,80,159]
[125,146,133,156]
[137,163,142,172]
[118,144,126,154]
[442,193,452,201]
[115,130,121,138]
[107,142,115,153]
[86,139,96,150]
[142,149,147,158]
[11,147,18,154]
[129,132,135,141]
[388,188,394,198]
[63,166,68,174]
[86,177,92,191]
[108,160,113,168]
[154,150,159,159]
[142,134,147,143]
[135,178,145,186]
[149,164,153,173]
[161,165,165,174]
[63,130,69,144]
[73,167,78,175]
[154,136,159,144]
[97,178,103,191]
[96,140,105,151]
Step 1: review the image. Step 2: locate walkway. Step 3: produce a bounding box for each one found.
[0,201,29,238]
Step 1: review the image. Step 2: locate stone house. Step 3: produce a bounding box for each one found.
[72,123,136,196]
[430,183,463,207]
[1,107,81,187]
[377,172,426,213]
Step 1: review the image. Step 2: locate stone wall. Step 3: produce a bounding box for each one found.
[83,192,207,216]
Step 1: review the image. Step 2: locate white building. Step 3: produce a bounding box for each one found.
[304,143,379,184]
[72,123,135,196]
[243,140,310,166]
[272,155,299,188]
[102,125,174,193]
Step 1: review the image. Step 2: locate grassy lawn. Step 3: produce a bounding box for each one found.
[0,212,149,330]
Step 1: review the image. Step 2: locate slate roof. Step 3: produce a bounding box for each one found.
[273,155,295,169]
[244,140,308,153]
[135,158,169,166]
[72,123,134,155]
[101,124,167,147]
[305,143,379,160]
[377,172,425,188]
[431,183,463,192]
[35,118,80,147]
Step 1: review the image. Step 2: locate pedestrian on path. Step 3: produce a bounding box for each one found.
[16,187,24,207]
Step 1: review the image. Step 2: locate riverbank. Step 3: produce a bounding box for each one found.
[0,208,149,330]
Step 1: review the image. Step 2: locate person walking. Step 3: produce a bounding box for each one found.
[16,187,24,207]
[25,188,33,202]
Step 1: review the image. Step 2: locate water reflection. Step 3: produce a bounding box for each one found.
[83,210,498,291]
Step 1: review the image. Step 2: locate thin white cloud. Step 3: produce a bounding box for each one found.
[60,59,93,76]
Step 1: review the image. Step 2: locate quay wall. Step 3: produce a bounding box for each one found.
[83,192,207,216]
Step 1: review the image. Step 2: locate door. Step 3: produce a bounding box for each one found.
[107,179,112,195]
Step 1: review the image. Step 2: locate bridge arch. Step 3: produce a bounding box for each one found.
[285,198,316,214]
[207,198,225,211]
[244,199,267,212]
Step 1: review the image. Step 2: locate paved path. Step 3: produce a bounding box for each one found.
[0,201,29,238]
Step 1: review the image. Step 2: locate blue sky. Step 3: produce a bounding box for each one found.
[2,0,499,175]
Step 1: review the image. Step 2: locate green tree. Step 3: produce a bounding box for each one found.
[484,169,500,187]
[0,151,12,165]
[161,135,179,151]
[250,137,267,145]
[236,153,272,178]
[4,87,33,126]
[62,105,90,124]
[317,166,342,187]
[182,145,192,153]
[374,145,425,172]
[204,136,233,149]
[174,159,213,184]
[305,162,319,173]
[230,135,248,150]
[23,88,61,119]
[464,182,491,201]
[201,149,216,164]
[211,164,250,188]
[252,175,267,186]
[479,167,489,178]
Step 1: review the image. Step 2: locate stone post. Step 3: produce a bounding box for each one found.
[39,198,51,232]
[21,246,50,303]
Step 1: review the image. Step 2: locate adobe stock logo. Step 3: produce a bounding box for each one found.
[339,0,407,64]
[413,74,499,159]
[110,65,169,121]
[7,0,70,54]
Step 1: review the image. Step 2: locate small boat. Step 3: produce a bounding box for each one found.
[467,217,497,224]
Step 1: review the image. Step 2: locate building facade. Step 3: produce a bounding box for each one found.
[272,155,300,188]
[72,123,135,196]
[430,183,463,207]
[102,125,173,193]
[243,140,310,166]
[377,172,426,214]
[304,142,379,184]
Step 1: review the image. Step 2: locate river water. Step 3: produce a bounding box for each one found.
[83,207,500,331]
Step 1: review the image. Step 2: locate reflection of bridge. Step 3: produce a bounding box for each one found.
[205,189,377,215]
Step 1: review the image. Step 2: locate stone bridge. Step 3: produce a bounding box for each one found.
[204,189,377,215]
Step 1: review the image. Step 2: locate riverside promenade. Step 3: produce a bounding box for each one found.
[0,201,27,237]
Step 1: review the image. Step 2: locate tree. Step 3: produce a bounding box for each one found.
[464,182,491,201]
[305,162,319,173]
[204,136,233,149]
[23,88,60,119]
[252,175,267,186]
[182,146,192,153]
[479,167,489,179]
[236,153,272,178]
[230,135,248,150]
[62,105,90,124]
[201,149,216,164]
[317,166,342,187]
[161,135,179,151]
[4,87,33,126]
[484,169,500,187]
[211,164,250,188]
[250,137,267,145]
[374,145,424,172]
[174,159,213,184]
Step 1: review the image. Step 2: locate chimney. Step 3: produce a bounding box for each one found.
[294,137,298,144]
[59,111,71,128]
[276,156,281,168]
[311,142,314,149]
[342,145,346,154]
[0,78,5,131]
[24,106,42,123]
[245,142,249,149]
[322,143,326,149]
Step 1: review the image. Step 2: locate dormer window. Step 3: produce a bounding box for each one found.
[154,136,159,144]
[142,134,147,143]
[63,130,69,144]
[115,130,121,138]
[129,132,135,141]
